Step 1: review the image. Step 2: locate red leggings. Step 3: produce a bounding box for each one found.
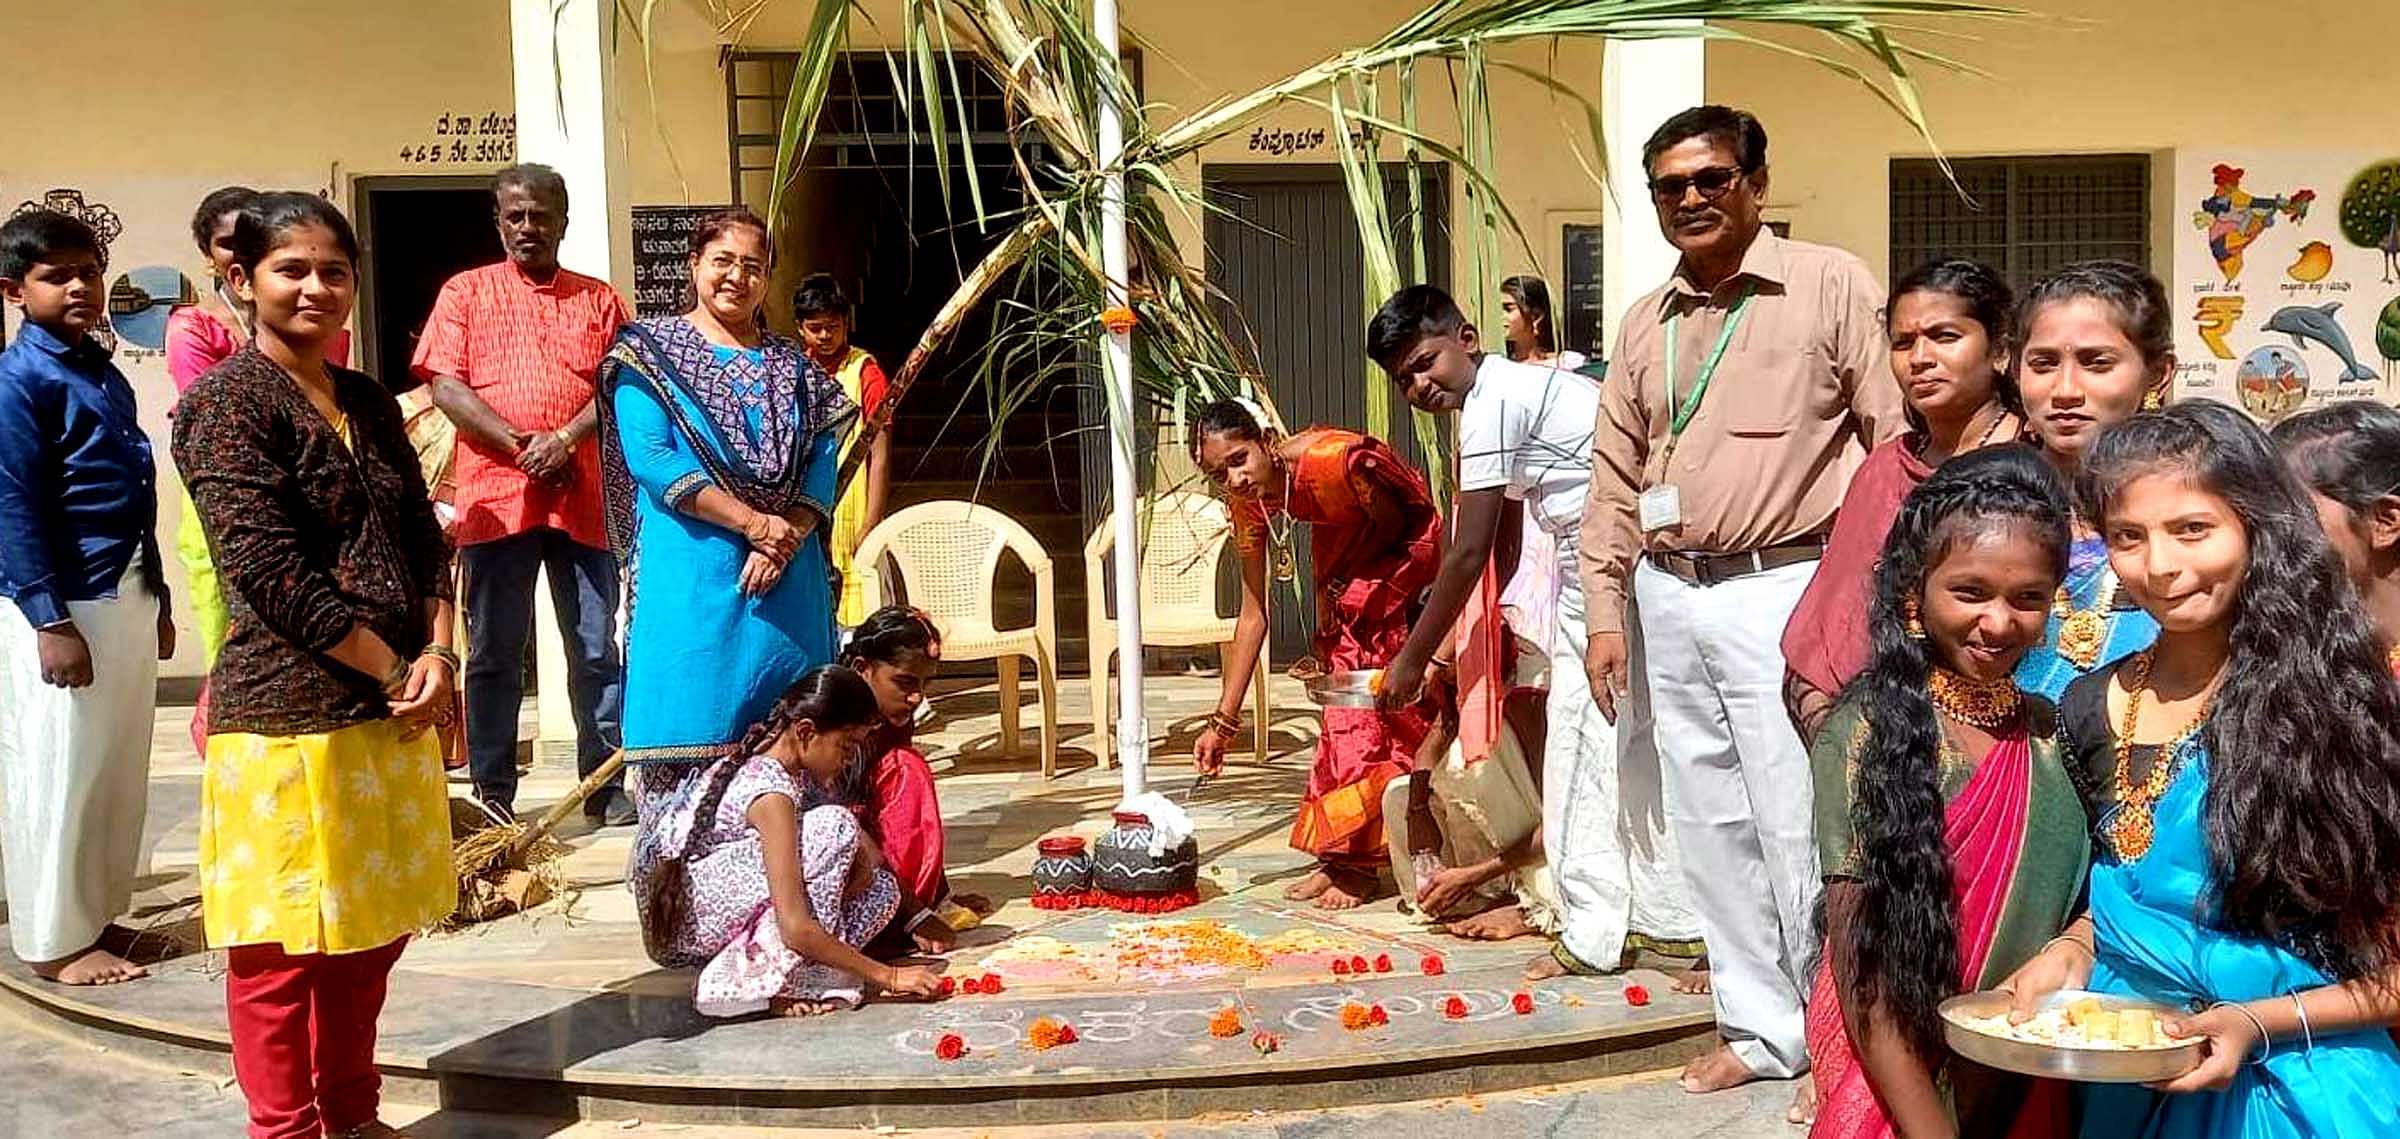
[225,937,407,1139]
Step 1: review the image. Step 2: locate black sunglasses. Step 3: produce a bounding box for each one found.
[1648,165,1751,204]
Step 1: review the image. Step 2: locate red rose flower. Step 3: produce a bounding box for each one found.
[935,1033,967,1061]
[1420,953,1445,976]
[984,973,1006,994]
[1332,958,1350,975]
[1057,1023,1078,1044]
[1348,955,1370,974]
[1625,984,1652,1007]
[1443,996,1469,1020]
[1372,954,1392,974]
[1367,1004,1389,1026]
[1512,991,1535,1015]
[1252,1030,1282,1055]
[938,975,957,997]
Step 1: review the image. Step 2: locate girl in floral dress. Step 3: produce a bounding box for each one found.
[635,665,945,1017]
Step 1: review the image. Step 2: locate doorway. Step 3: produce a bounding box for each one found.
[1202,162,1451,662]
[353,175,503,388]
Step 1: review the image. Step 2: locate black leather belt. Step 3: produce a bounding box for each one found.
[1649,536,1825,588]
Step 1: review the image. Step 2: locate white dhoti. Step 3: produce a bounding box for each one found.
[1381,721,1558,931]
[1633,556,1821,1079]
[1545,558,1703,974]
[0,574,158,963]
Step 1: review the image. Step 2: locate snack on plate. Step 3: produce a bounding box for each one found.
[1952,997,2180,1050]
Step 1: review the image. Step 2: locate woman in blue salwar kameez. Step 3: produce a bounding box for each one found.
[596,210,854,832]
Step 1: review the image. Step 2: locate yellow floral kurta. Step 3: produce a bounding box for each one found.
[200,720,455,955]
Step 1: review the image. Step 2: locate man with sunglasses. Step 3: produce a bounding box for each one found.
[1577,106,1903,1099]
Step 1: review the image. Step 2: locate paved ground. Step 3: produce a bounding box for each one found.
[0,996,1799,1139]
[1,674,1800,1136]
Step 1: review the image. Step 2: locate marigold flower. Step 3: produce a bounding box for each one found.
[1101,305,1138,334]
[1340,1002,1374,1031]
[935,1033,968,1060]
[1209,1006,1245,1038]
[1028,1016,1074,1050]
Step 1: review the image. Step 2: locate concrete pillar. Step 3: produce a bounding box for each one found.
[511,0,630,762]
[1600,31,1705,353]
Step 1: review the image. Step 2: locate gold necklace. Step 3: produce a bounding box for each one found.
[2105,651,2216,861]
[2053,568,2119,670]
[1928,667,2023,728]
[1264,459,1298,584]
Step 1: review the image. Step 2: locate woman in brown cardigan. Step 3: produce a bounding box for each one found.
[173,191,456,1139]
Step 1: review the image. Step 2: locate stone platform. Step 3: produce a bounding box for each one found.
[0,676,1713,1128]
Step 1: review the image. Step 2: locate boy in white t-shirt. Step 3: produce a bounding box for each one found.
[1370,285,1701,977]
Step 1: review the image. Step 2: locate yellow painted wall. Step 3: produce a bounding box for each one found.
[3,0,516,679]
[1704,1,2400,281]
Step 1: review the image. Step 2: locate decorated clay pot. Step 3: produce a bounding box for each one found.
[1031,835,1092,908]
[1091,811,1199,901]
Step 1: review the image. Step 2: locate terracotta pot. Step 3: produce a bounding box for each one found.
[1032,835,1092,901]
[1092,811,1198,898]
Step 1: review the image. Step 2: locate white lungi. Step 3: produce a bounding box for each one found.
[0,574,158,963]
[1546,553,1703,972]
[1633,555,1820,1079]
[1381,720,1559,931]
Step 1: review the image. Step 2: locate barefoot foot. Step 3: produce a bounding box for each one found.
[1671,955,1712,996]
[1787,1073,1819,1125]
[769,997,842,1018]
[1311,864,1385,910]
[1523,950,1571,982]
[1283,867,1335,902]
[31,946,147,986]
[1449,906,1538,942]
[1679,1043,1758,1094]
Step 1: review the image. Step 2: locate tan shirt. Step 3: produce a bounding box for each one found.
[1577,230,1902,634]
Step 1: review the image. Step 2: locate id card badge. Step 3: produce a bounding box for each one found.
[1638,484,1683,533]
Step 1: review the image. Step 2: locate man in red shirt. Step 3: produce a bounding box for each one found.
[414,164,632,824]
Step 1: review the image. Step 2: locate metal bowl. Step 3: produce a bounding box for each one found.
[1940,989,2201,1084]
[1304,670,1382,708]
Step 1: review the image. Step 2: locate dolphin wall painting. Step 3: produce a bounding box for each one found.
[2264,302,2381,383]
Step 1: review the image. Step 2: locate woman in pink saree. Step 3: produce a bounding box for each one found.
[1806,446,2090,1139]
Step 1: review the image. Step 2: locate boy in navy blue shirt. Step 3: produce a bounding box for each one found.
[0,209,172,985]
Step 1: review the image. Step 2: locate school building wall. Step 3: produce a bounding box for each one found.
[9,0,2396,680]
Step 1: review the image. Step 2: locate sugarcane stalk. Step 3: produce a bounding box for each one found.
[505,748,632,860]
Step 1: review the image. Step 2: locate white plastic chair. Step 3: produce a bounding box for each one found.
[1085,491,1270,768]
[852,500,1061,778]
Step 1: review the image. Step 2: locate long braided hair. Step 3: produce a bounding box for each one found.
[639,666,880,964]
[1829,444,2070,1064]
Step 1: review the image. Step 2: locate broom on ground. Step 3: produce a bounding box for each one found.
[446,749,629,926]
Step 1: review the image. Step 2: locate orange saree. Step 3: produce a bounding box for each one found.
[1237,430,1442,866]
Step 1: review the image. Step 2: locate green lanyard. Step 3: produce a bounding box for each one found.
[1661,286,1754,465]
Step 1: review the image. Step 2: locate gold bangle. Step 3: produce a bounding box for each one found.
[1204,710,1244,736]
[419,644,461,671]
[2040,935,2094,960]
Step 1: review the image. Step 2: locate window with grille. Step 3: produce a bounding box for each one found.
[724,51,1023,207]
[1888,155,2150,288]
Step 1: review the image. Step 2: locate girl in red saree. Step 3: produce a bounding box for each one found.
[1807,446,2088,1139]
[1191,399,1441,910]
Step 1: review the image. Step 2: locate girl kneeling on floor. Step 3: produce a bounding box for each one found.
[636,665,945,1017]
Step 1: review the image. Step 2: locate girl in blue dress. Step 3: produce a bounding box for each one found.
[2010,262,2170,701]
[2001,400,2400,1138]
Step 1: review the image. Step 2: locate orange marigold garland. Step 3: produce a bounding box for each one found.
[1208,1006,1244,1038]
